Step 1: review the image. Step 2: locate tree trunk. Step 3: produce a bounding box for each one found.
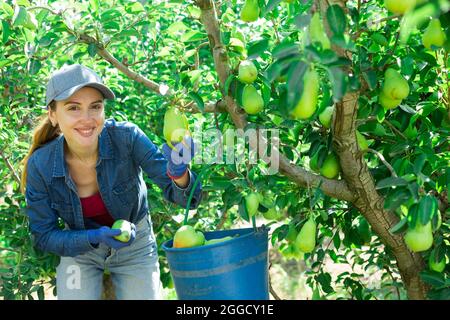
[333,92,428,299]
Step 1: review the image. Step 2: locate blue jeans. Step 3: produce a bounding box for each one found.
[56,216,161,300]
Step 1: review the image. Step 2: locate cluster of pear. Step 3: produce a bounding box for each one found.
[282,217,317,259]
[238,60,264,114]
[245,191,283,221]
[289,13,330,120]
[163,107,190,148]
[172,225,234,248]
[384,0,446,50]
[403,213,447,273]
[379,68,410,110]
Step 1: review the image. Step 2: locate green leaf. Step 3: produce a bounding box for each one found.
[27,59,41,75]
[287,60,308,109]
[224,74,236,96]
[188,92,204,112]
[264,0,283,15]
[376,177,408,189]
[12,5,27,27]
[362,70,377,90]
[89,0,99,12]
[247,38,269,59]
[389,217,408,235]
[420,271,446,288]
[37,285,44,300]
[87,43,97,57]
[2,20,12,44]
[327,66,347,102]
[326,5,347,35]
[238,197,250,222]
[180,30,206,43]
[316,273,333,294]
[418,195,437,225]
[125,1,145,14]
[413,154,427,175]
[1,2,14,17]
[272,42,300,60]
[384,188,411,211]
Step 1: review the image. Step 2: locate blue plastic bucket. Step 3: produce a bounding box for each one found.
[161,226,269,300]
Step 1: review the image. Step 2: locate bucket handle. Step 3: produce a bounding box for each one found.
[183,166,208,225]
[184,166,257,232]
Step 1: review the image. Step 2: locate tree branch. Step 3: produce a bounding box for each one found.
[77,33,227,114]
[0,150,21,185]
[195,0,355,203]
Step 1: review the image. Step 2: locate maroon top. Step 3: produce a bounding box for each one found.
[80,192,115,227]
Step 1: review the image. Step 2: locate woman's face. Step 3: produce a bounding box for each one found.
[48,87,105,152]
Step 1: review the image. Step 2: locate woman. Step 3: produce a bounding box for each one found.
[20,64,202,299]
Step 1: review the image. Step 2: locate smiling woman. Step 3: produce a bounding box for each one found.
[19,64,203,300]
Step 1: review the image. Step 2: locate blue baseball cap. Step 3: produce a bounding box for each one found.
[45,64,115,108]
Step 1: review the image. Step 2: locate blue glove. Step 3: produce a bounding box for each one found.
[87,225,136,250]
[162,135,196,179]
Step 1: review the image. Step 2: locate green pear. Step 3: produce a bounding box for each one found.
[429,253,446,273]
[242,84,264,114]
[356,131,369,151]
[356,216,371,245]
[422,19,446,50]
[263,207,283,221]
[204,236,234,246]
[379,90,402,109]
[163,108,190,149]
[245,192,260,218]
[384,0,416,15]
[320,152,340,179]
[173,225,205,248]
[111,219,132,242]
[240,0,259,23]
[309,13,331,49]
[291,68,319,120]
[294,217,317,253]
[318,106,334,129]
[238,60,258,84]
[382,68,410,100]
[404,222,433,252]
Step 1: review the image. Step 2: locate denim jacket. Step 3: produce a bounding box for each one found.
[25,119,202,257]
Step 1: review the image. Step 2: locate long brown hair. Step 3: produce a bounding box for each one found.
[20,101,61,194]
